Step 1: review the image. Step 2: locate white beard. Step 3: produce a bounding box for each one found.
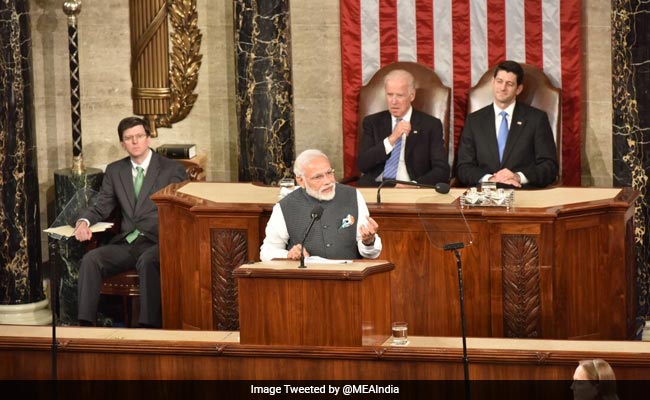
[306,182,336,201]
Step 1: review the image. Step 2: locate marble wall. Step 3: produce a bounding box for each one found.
[29,0,612,258]
[235,0,294,184]
[612,0,650,316]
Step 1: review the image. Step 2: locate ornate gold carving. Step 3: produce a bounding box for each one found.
[210,229,247,330]
[501,235,541,338]
[155,0,203,129]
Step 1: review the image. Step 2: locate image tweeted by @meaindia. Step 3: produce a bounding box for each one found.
[250,384,400,396]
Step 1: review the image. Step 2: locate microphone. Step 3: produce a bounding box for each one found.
[376,179,451,204]
[298,205,324,268]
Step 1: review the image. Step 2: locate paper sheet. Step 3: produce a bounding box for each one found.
[44,222,114,238]
[305,256,352,265]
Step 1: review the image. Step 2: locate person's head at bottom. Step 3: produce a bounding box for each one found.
[571,359,619,400]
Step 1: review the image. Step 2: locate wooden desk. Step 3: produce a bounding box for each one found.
[3,325,650,382]
[151,184,638,340]
[234,260,393,346]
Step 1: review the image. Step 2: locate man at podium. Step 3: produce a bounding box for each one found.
[260,149,382,261]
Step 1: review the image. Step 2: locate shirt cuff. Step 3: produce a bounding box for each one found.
[517,172,528,185]
[383,137,393,154]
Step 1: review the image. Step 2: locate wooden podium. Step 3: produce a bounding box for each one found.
[234,260,394,347]
[153,183,638,340]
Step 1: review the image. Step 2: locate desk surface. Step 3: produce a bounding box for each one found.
[2,325,649,353]
[177,182,624,209]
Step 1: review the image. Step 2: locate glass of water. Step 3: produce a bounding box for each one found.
[278,177,295,199]
[391,322,408,345]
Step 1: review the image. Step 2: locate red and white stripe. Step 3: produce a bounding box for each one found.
[341,0,581,185]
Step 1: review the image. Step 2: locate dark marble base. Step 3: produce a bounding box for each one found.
[50,167,102,325]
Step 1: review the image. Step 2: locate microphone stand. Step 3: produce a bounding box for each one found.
[48,237,60,381]
[444,241,470,400]
[299,211,322,268]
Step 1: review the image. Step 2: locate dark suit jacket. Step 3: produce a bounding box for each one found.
[79,151,188,243]
[356,109,450,187]
[456,102,558,188]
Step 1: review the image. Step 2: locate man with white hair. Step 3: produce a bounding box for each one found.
[260,149,382,261]
[357,68,450,187]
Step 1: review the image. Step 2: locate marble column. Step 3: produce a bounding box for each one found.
[51,169,102,325]
[234,0,294,184]
[0,1,44,305]
[612,0,650,317]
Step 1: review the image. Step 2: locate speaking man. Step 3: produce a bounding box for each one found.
[260,149,381,261]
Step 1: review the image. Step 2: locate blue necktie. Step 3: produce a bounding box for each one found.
[497,111,509,162]
[383,119,402,180]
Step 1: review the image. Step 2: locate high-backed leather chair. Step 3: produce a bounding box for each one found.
[343,62,451,183]
[466,63,562,180]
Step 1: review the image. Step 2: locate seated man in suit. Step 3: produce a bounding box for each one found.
[260,149,382,261]
[356,69,450,187]
[74,116,188,328]
[456,60,558,188]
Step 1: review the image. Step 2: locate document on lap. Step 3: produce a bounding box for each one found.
[44,222,114,238]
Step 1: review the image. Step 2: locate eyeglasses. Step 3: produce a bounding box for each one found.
[309,169,335,183]
[122,133,147,142]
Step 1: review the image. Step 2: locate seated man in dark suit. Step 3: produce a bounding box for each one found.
[74,116,188,328]
[260,149,381,261]
[356,69,450,187]
[456,60,558,188]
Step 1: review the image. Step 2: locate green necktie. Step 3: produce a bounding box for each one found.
[126,166,144,243]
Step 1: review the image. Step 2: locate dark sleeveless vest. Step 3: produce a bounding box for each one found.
[279,183,360,259]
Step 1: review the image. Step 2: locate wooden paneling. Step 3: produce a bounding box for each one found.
[3,327,650,381]
[235,262,393,346]
[151,184,638,340]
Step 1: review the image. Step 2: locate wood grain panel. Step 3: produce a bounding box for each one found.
[237,264,392,346]
[152,183,638,339]
[211,228,246,330]
[501,235,541,338]
[3,330,650,381]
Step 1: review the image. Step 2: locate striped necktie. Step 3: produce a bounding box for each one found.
[383,118,402,180]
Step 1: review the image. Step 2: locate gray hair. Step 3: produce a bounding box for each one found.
[384,69,416,94]
[294,149,329,177]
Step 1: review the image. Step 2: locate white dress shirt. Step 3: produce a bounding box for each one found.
[260,190,382,261]
[377,107,413,182]
[479,102,528,185]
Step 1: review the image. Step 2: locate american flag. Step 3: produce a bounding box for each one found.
[341,0,581,185]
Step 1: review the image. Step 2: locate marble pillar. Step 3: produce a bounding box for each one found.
[0,1,44,305]
[234,0,294,184]
[612,0,650,317]
[50,168,102,325]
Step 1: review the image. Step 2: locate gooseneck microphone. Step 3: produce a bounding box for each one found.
[376,179,451,204]
[298,205,324,268]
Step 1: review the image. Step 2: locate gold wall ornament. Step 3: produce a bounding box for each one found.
[156,0,203,128]
[129,0,170,138]
[128,0,202,137]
